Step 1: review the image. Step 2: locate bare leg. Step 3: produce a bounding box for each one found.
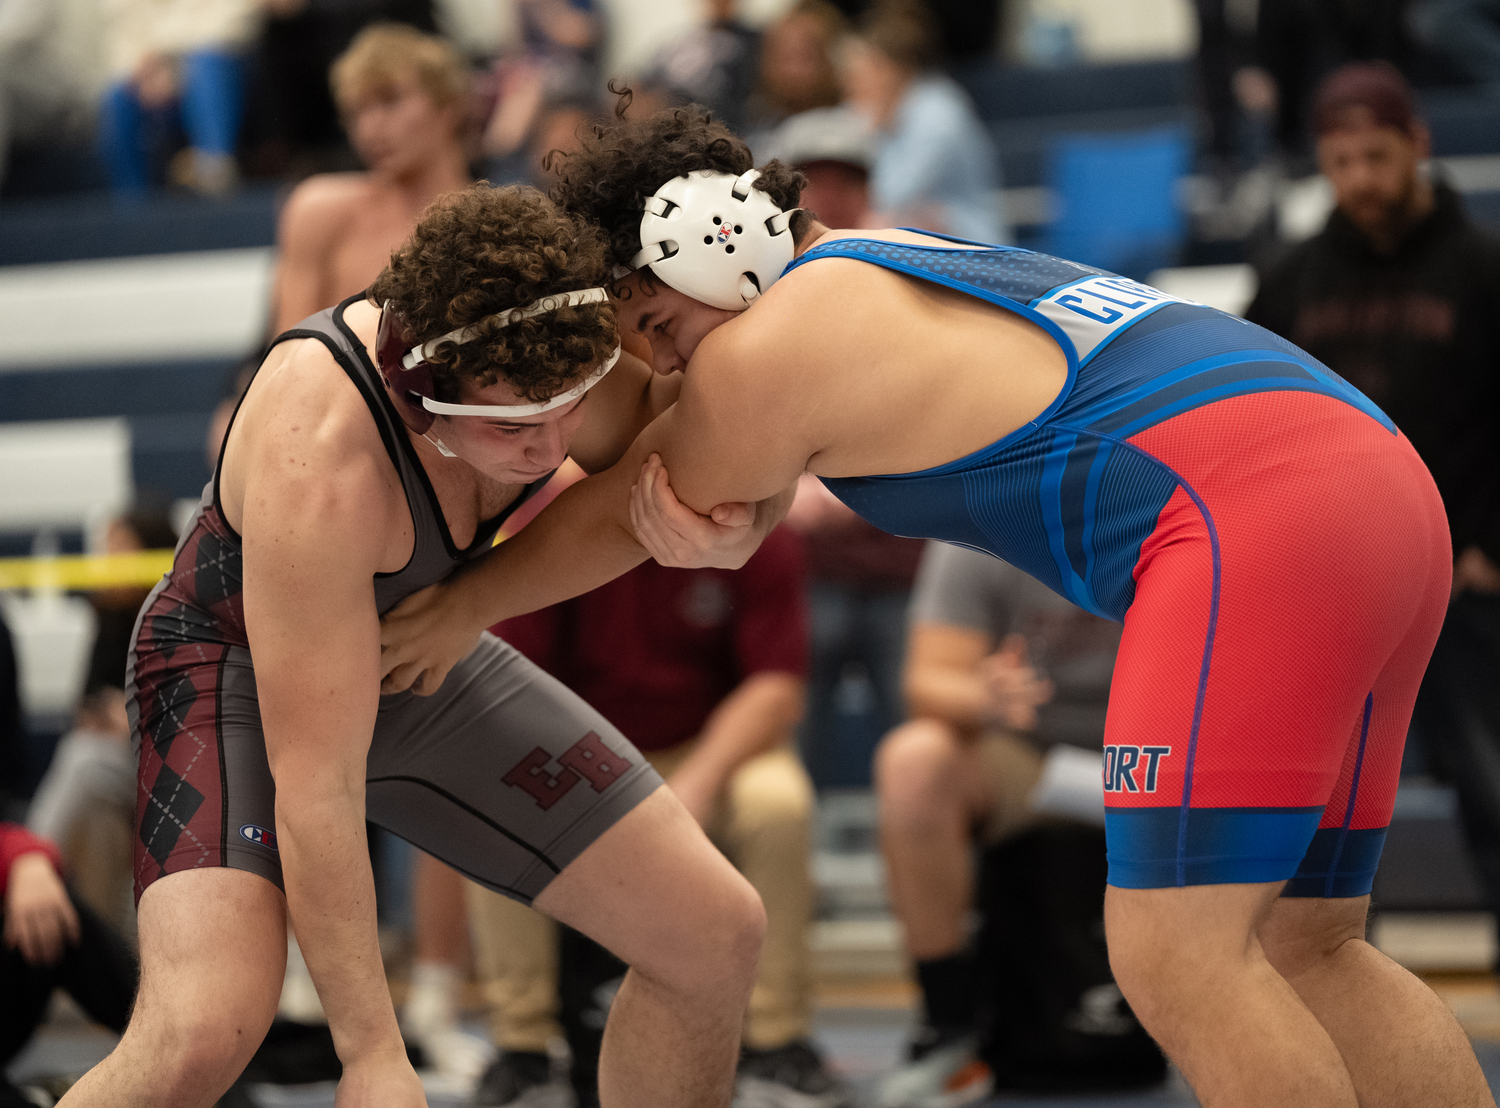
[59,868,287,1108]
[874,720,999,959]
[535,785,765,1108]
[1261,895,1495,1108]
[1109,882,1360,1106]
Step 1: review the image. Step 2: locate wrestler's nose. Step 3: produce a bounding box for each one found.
[528,421,569,469]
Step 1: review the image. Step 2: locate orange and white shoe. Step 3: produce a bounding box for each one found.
[875,1035,994,1108]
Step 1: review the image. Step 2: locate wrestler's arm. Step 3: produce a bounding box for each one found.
[240,414,422,1098]
[270,176,356,335]
[380,330,805,694]
[564,347,683,474]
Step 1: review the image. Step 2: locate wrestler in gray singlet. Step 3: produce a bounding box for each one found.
[128,295,662,905]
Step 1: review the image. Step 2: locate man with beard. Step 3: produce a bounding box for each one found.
[1246,60,1500,926]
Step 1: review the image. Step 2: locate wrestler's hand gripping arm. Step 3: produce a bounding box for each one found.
[241,426,426,1105]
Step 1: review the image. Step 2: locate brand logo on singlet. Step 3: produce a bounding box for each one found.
[1033,276,1198,364]
[503,731,629,811]
[240,823,279,850]
[1103,745,1172,794]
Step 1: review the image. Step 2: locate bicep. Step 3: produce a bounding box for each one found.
[240,463,385,788]
[644,369,810,514]
[566,351,679,474]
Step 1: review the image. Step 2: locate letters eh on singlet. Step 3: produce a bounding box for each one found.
[504,732,627,810]
[1032,276,1198,365]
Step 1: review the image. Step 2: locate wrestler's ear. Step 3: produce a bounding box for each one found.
[377,303,437,434]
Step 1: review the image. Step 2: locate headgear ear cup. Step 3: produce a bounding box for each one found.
[376,304,436,434]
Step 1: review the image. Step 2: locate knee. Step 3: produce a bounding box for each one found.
[123,1001,272,1106]
[1259,897,1370,982]
[728,757,813,841]
[875,719,963,819]
[637,868,766,999]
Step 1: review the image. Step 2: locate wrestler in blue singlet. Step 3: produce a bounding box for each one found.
[782,233,1448,896]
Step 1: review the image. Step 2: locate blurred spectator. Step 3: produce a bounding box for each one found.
[761,105,874,229]
[1245,62,1500,918]
[492,92,598,187]
[0,610,24,822]
[1413,0,1500,91]
[470,505,845,1108]
[1249,0,1413,161]
[783,475,922,787]
[480,0,601,162]
[1192,0,1262,172]
[640,0,761,136]
[0,0,100,191]
[749,0,847,146]
[23,500,178,934]
[1,823,136,1108]
[270,22,472,333]
[840,0,1003,242]
[874,541,1120,1107]
[241,0,438,178]
[98,0,262,195]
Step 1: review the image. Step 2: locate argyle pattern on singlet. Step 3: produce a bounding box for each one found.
[132,506,246,894]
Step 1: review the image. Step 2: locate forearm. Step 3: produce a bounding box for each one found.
[904,667,994,734]
[464,462,649,625]
[277,791,401,1061]
[678,673,805,787]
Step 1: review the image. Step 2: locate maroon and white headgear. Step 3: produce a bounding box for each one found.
[376,288,619,436]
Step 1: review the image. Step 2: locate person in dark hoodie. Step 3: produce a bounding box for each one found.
[1246,59,1500,921]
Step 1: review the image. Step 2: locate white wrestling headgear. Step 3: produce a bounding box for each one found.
[377,288,620,435]
[629,170,799,310]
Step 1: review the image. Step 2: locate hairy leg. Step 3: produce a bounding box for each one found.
[1262,895,1495,1108]
[58,868,287,1108]
[535,786,764,1108]
[874,720,999,959]
[1107,882,1358,1107]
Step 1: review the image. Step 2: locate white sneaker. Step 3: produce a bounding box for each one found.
[876,1036,993,1108]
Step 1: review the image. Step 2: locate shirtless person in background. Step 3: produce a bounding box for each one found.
[270,23,473,335]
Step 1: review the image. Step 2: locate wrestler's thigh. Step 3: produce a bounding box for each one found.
[535,786,764,989]
[364,632,663,906]
[123,868,286,1069]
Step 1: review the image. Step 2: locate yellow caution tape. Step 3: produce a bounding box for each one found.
[0,550,176,591]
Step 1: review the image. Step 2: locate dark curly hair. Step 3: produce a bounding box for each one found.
[368,184,616,403]
[547,95,810,274]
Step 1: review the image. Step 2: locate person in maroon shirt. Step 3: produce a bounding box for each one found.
[465,510,847,1108]
[1,824,135,1108]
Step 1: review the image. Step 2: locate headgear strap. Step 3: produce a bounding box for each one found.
[400,287,612,370]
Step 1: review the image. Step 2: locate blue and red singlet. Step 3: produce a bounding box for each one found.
[785,233,1451,895]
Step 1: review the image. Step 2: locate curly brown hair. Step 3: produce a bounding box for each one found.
[547,96,810,274]
[367,184,617,403]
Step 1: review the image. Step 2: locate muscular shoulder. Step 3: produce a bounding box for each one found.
[278,173,369,251]
[228,338,405,550]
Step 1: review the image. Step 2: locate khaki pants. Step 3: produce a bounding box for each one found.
[467,743,816,1052]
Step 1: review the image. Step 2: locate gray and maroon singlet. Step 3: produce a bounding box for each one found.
[127,295,661,904]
